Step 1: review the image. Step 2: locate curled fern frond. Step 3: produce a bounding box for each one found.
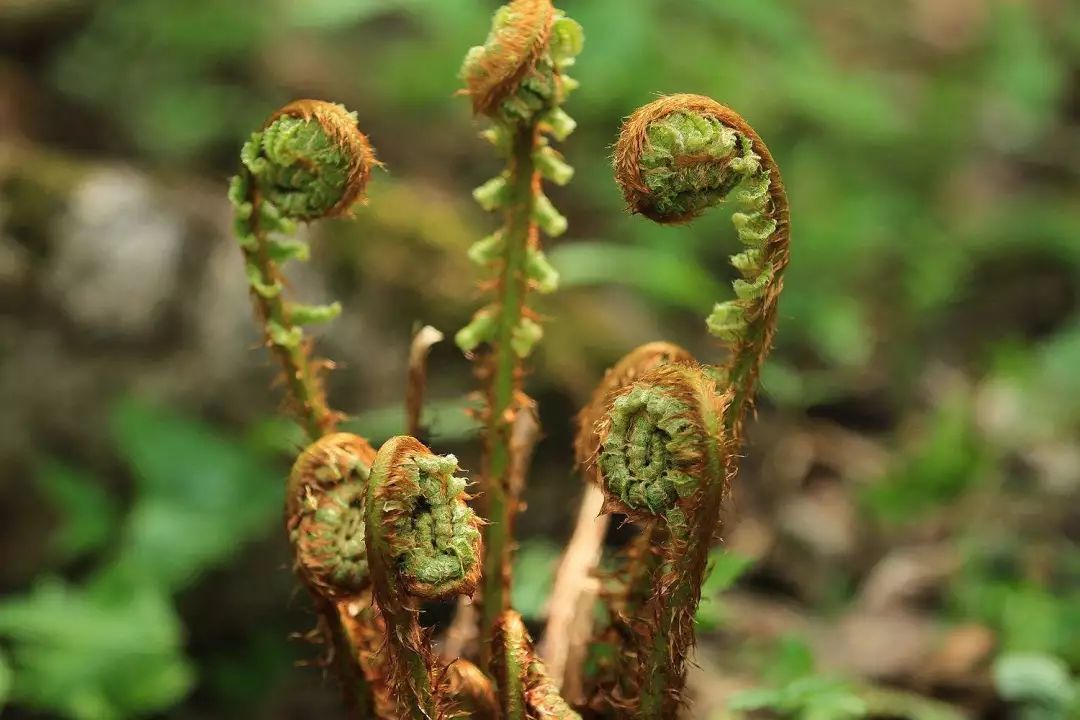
[574,341,694,478]
[461,0,582,124]
[492,611,582,720]
[613,94,790,445]
[579,94,788,718]
[230,100,380,440]
[257,100,379,219]
[593,364,730,717]
[366,436,483,719]
[286,433,392,717]
[286,433,377,599]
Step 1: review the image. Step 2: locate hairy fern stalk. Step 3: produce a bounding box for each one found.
[230,3,787,718]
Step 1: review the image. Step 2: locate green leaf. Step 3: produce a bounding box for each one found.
[993,653,1076,712]
[106,400,283,593]
[730,675,867,720]
[862,391,989,524]
[510,539,561,621]
[696,551,753,630]
[34,460,118,563]
[0,649,10,709]
[0,579,193,720]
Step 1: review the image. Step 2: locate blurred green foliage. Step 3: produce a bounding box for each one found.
[862,390,993,524]
[727,638,866,720]
[993,653,1080,720]
[0,401,285,719]
[697,551,755,632]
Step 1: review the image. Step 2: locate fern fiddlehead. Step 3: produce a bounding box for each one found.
[614,94,790,442]
[457,0,584,653]
[563,343,692,696]
[493,611,582,720]
[286,432,394,717]
[574,342,696,481]
[579,95,789,718]
[365,436,483,719]
[232,102,388,716]
[229,99,379,441]
[287,433,377,599]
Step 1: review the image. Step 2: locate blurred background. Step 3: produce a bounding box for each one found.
[1,0,1078,718]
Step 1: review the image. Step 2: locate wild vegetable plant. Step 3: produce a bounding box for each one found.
[229,1,788,717]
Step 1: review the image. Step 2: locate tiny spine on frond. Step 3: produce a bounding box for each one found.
[365,436,483,720]
[492,611,582,720]
[286,433,394,717]
[230,99,380,441]
[456,0,585,659]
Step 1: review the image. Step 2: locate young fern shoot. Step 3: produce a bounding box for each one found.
[287,434,394,717]
[231,101,391,716]
[614,94,790,444]
[579,94,790,718]
[457,0,584,650]
[365,436,483,720]
[229,100,379,441]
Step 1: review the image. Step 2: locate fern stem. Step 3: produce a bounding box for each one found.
[241,189,334,441]
[458,0,583,661]
[231,100,378,441]
[480,121,540,649]
[590,94,789,718]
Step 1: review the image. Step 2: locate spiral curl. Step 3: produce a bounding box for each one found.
[461,0,582,124]
[366,436,483,720]
[254,100,379,219]
[230,100,381,440]
[574,342,694,476]
[286,433,377,599]
[614,94,789,361]
[367,437,482,600]
[594,364,729,523]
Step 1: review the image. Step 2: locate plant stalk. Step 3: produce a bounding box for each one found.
[480,121,541,655]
